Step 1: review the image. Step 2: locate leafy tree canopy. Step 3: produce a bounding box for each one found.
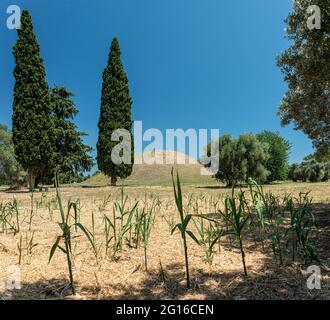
[256,131,291,182]
[0,124,26,186]
[204,134,270,187]
[277,0,330,157]
[44,86,94,184]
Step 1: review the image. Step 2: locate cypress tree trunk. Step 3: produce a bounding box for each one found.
[28,172,36,192]
[110,175,117,186]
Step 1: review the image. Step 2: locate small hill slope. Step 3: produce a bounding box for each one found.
[83,150,215,186]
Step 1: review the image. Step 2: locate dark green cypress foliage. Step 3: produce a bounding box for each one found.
[12,10,55,190]
[97,38,134,186]
[49,87,94,183]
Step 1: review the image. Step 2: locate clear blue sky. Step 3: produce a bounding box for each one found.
[0,0,314,165]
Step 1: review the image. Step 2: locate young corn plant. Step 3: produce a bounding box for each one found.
[26,231,38,263]
[36,193,47,210]
[17,234,23,265]
[0,203,6,233]
[112,206,117,251]
[49,176,79,296]
[76,211,101,264]
[193,217,222,264]
[253,195,267,251]
[163,213,175,232]
[284,196,298,262]
[220,191,250,276]
[285,192,318,265]
[115,188,129,231]
[99,194,111,212]
[248,178,278,223]
[247,179,272,250]
[221,196,234,248]
[299,224,319,265]
[103,214,114,256]
[11,199,20,235]
[0,200,20,235]
[132,207,145,248]
[116,202,137,254]
[171,169,199,289]
[272,216,284,265]
[46,197,57,221]
[29,192,34,231]
[141,210,155,271]
[106,190,138,259]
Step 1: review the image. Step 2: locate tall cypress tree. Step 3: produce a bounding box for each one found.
[97,38,134,186]
[12,10,55,190]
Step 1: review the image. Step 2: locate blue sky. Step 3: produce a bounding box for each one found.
[0,0,314,165]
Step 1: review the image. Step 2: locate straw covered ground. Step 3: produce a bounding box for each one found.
[0,181,330,300]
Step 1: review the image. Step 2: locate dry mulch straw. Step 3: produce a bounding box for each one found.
[0,183,330,300]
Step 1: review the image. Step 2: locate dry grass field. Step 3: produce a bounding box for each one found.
[0,180,330,300]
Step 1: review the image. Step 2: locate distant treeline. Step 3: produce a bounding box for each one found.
[202,131,329,187]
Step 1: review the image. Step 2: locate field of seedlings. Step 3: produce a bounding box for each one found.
[0,177,330,300]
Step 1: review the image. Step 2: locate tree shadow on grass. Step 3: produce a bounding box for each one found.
[195,185,228,190]
[2,189,31,194]
[101,203,330,300]
[81,184,131,189]
[6,258,327,300]
[100,262,329,300]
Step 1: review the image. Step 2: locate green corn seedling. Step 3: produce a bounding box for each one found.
[163,214,175,232]
[285,192,318,264]
[116,202,137,253]
[99,194,111,212]
[12,199,20,234]
[103,214,114,256]
[133,207,145,248]
[17,234,23,265]
[76,211,101,264]
[0,200,20,234]
[171,169,199,288]
[272,216,284,265]
[193,217,222,264]
[49,175,78,296]
[220,191,250,276]
[141,210,155,271]
[26,231,38,263]
[29,192,34,231]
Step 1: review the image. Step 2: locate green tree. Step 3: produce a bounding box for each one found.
[204,134,269,187]
[308,159,327,182]
[288,163,299,181]
[323,162,330,181]
[97,38,134,186]
[290,157,330,182]
[0,124,26,186]
[277,0,330,157]
[12,10,55,190]
[256,131,291,182]
[47,87,94,184]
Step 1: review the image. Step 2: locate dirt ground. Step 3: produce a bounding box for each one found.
[0,181,330,300]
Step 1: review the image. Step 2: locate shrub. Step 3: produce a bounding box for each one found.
[203,134,269,187]
[290,158,330,183]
